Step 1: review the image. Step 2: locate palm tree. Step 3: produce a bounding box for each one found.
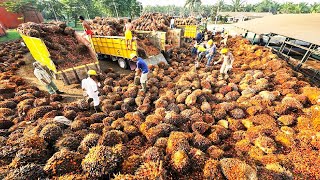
[230,0,246,12]
[295,2,310,13]
[310,2,320,13]
[280,2,297,14]
[184,0,202,16]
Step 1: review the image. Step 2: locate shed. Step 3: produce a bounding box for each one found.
[233,13,320,86]
[218,12,272,22]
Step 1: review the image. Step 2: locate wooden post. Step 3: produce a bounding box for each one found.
[61,71,70,85]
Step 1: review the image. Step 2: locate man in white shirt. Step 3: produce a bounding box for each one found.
[81,70,101,112]
[214,48,234,80]
[33,62,63,95]
[170,18,175,29]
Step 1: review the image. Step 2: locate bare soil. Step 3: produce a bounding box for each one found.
[17,53,131,103]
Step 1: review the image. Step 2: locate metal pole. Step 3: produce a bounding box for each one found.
[251,33,256,44]
[266,34,272,47]
[279,37,289,53]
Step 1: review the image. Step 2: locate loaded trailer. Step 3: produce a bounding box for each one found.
[90,29,182,70]
[21,33,100,85]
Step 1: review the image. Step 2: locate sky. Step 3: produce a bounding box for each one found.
[137,0,320,7]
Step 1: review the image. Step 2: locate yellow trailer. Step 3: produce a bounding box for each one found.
[90,35,168,70]
[21,34,100,85]
[177,25,197,38]
[90,35,138,69]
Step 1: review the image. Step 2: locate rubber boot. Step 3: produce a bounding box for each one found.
[141,82,147,92]
[134,76,140,85]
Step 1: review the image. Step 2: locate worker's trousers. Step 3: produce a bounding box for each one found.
[220,62,232,74]
[46,81,58,94]
[140,73,148,84]
[206,53,215,66]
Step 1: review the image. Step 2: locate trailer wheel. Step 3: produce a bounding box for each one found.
[118,58,128,69]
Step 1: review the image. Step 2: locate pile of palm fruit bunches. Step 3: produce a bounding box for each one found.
[0,21,320,179]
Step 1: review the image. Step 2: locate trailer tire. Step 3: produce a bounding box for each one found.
[118,58,128,69]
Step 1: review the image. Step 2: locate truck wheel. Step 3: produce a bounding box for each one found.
[118,58,128,69]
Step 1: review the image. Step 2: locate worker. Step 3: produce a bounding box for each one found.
[130,53,149,92]
[220,32,228,46]
[212,27,216,36]
[205,40,217,66]
[258,34,264,46]
[196,43,207,61]
[33,62,64,95]
[79,16,93,46]
[191,39,198,56]
[170,17,175,29]
[81,70,101,112]
[124,19,134,50]
[196,30,204,43]
[214,48,234,80]
[194,43,207,70]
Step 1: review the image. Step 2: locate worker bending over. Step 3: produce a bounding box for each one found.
[131,54,149,92]
[195,43,207,69]
[79,16,93,46]
[82,70,101,112]
[33,62,64,95]
[124,19,134,50]
[214,48,234,80]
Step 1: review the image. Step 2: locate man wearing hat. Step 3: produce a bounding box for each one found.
[130,53,149,92]
[214,48,234,80]
[205,39,217,66]
[81,70,101,112]
[33,62,64,95]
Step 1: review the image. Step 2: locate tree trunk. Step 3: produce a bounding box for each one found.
[74,14,77,28]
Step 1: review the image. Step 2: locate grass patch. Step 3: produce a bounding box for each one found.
[0,29,21,43]
[72,26,84,31]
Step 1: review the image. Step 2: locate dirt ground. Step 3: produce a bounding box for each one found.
[17,53,131,103]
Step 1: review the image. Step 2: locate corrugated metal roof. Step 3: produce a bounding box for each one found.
[233,13,320,45]
[218,12,273,17]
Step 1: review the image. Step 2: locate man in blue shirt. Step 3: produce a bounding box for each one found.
[196,31,204,43]
[130,53,149,92]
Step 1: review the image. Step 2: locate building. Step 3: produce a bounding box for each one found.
[234,13,320,85]
[218,12,273,23]
[0,0,43,29]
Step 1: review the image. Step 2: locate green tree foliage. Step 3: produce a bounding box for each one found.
[184,0,202,15]
[1,0,40,13]
[1,0,142,27]
[230,0,246,12]
[310,3,320,13]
